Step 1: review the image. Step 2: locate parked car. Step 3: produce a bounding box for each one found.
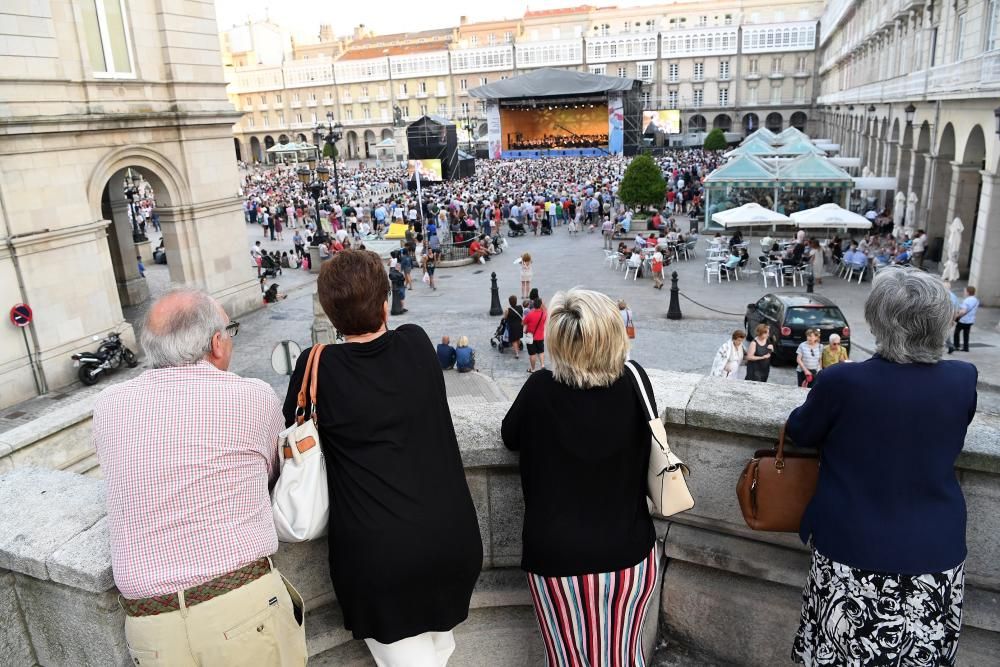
[744,293,851,364]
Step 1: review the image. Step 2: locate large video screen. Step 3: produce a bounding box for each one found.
[642,110,681,135]
[407,159,442,181]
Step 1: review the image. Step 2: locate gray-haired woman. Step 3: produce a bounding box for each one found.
[787,267,977,666]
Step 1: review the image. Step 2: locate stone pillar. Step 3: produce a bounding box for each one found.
[106,200,149,307]
[923,156,951,239]
[896,144,912,196]
[968,172,1000,305]
[945,163,982,274]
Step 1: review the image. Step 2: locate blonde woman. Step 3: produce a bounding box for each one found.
[710,330,746,379]
[518,253,533,299]
[502,289,657,666]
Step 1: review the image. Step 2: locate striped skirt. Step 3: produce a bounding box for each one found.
[526,546,658,667]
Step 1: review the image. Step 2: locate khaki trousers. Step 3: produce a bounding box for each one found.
[123,568,307,666]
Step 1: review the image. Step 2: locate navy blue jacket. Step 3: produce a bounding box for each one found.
[787,355,977,575]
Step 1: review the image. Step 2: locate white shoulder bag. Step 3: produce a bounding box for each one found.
[272,344,330,542]
[624,360,695,517]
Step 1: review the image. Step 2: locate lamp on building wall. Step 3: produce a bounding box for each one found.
[994,106,1000,137]
[905,104,916,126]
[866,104,876,117]
[847,105,854,112]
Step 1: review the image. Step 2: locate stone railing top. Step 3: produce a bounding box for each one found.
[0,370,997,594]
[0,394,98,457]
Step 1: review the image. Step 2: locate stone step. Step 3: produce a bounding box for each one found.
[60,450,101,477]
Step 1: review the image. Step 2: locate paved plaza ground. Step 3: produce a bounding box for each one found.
[2,217,999,432]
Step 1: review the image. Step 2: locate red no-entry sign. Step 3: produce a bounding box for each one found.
[9,303,32,327]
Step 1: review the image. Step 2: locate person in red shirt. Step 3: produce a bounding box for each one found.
[469,237,488,263]
[523,297,547,373]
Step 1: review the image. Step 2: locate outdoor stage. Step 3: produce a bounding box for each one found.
[469,68,643,159]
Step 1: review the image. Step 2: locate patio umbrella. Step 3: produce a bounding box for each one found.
[711,202,793,228]
[790,203,872,230]
[941,217,964,282]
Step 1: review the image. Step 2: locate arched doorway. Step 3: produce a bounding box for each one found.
[278,134,290,145]
[233,138,243,162]
[364,129,376,159]
[250,136,262,163]
[951,125,986,275]
[688,115,706,132]
[381,128,393,141]
[765,112,783,132]
[297,133,307,143]
[712,114,732,131]
[742,113,759,134]
[790,112,807,131]
[264,136,275,163]
[345,130,359,158]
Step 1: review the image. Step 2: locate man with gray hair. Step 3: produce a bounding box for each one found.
[92,289,306,665]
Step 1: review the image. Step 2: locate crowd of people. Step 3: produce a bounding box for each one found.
[508,133,609,150]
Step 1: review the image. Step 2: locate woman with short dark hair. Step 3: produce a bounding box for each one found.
[283,250,482,666]
[788,267,977,666]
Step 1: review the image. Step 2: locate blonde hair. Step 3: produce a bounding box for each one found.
[521,252,531,264]
[457,335,469,348]
[546,289,629,389]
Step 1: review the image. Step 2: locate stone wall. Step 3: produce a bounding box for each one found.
[0,371,997,666]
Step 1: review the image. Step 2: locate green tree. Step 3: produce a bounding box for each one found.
[322,142,338,159]
[618,154,667,210]
[703,128,728,151]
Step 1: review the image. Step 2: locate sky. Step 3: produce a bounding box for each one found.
[214,0,673,40]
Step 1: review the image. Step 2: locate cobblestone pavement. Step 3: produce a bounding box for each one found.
[3,218,998,432]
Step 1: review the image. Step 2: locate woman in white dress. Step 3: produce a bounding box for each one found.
[710,330,746,379]
[809,239,825,285]
[518,253,533,299]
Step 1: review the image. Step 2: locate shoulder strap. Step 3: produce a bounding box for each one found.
[623,360,657,422]
[295,344,326,425]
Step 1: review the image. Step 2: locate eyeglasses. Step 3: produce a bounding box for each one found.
[225,321,240,337]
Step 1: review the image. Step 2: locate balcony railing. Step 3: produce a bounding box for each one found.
[397,92,408,99]
[340,97,352,104]
[306,100,317,107]
[290,101,302,108]
[323,98,334,105]
[358,96,369,103]
[769,71,785,79]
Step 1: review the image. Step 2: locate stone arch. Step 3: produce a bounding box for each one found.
[250,136,263,162]
[381,128,393,141]
[890,118,900,143]
[961,125,986,167]
[712,114,732,131]
[689,114,706,132]
[233,138,243,162]
[765,112,782,132]
[364,129,376,158]
[789,111,807,130]
[916,121,931,152]
[345,130,359,158]
[278,134,290,145]
[87,145,189,222]
[264,135,275,150]
[938,123,956,160]
[297,133,307,143]
[742,112,759,134]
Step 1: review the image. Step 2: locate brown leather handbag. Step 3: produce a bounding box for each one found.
[736,423,820,532]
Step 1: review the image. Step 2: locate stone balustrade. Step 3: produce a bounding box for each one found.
[1,371,997,666]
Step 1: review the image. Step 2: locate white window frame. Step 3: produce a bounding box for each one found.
[590,64,607,76]
[637,62,653,80]
[617,66,627,78]
[89,0,137,79]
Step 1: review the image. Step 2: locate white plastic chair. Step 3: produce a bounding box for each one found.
[705,260,726,283]
[760,260,781,288]
[624,255,643,281]
[603,249,618,269]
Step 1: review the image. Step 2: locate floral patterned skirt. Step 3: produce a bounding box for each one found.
[792,549,965,667]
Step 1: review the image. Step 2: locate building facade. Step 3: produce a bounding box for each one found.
[224,1,825,160]
[0,0,261,409]
[816,0,1000,305]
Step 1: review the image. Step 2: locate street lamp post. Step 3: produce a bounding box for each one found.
[124,169,147,243]
[298,164,331,246]
[318,112,343,203]
[462,114,477,154]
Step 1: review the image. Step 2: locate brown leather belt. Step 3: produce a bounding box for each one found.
[119,557,272,617]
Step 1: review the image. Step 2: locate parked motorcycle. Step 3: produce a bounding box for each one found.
[71,332,138,386]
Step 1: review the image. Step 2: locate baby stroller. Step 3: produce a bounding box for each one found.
[260,254,281,278]
[490,235,507,255]
[507,218,527,237]
[540,217,553,236]
[489,317,511,353]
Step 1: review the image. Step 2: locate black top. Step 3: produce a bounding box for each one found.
[505,305,524,341]
[282,325,482,643]
[744,340,771,382]
[787,355,977,575]
[501,368,655,577]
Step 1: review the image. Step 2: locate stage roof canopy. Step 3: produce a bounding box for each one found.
[468,68,635,99]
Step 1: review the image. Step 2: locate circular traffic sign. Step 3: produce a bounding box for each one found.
[271,340,302,376]
[9,303,32,328]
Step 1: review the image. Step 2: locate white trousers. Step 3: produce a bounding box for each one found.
[364,630,456,667]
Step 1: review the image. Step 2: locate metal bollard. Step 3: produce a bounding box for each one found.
[489,272,504,316]
[806,269,815,294]
[667,271,682,320]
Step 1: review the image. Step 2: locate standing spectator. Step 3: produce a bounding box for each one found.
[136,255,145,278]
[389,259,407,314]
[282,251,482,666]
[502,289,657,667]
[518,252,533,299]
[455,336,476,373]
[93,289,306,665]
[950,286,980,353]
[437,335,457,370]
[292,230,305,257]
[744,324,773,382]
[523,296,547,373]
[601,217,614,249]
[821,334,851,368]
[788,268,976,667]
[504,295,524,360]
[424,247,438,291]
[796,329,823,387]
[710,329,746,379]
[911,229,927,268]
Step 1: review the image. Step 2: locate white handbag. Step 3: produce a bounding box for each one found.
[272,344,330,542]
[624,360,695,517]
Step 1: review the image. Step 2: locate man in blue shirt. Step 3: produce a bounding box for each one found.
[373,204,387,234]
[436,336,456,370]
[950,286,980,353]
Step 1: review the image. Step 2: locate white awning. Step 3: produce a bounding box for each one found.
[829,157,861,168]
[790,203,873,229]
[853,176,898,191]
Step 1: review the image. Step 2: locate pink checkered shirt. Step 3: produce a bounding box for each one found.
[93,361,283,599]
